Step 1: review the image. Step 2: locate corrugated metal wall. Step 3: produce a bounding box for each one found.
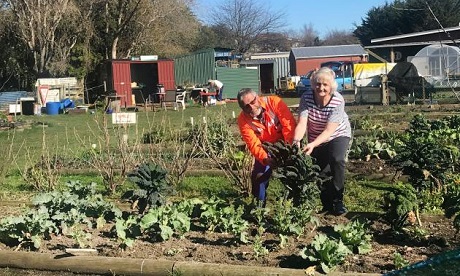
[216,67,259,99]
[111,61,132,106]
[250,54,290,79]
[294,56,363,76]
[249,55,289,88]
[110,59,176,106]
[157,60,175,90]
[0,91,29,111]
[174,49,215,86]
[272,57,289,87]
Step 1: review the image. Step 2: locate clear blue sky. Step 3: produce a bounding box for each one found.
[193,0,390,38]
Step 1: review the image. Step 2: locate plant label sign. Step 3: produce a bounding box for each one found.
[112,112,137,124]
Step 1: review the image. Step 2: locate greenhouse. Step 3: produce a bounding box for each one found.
[409,43,460,88]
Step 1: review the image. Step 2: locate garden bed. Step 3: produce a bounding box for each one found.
[2,103,460,275]
[0,211,457,275]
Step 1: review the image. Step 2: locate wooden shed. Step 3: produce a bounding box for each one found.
[289,44,368,76]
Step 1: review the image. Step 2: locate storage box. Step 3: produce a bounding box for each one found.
[9,104,21,114]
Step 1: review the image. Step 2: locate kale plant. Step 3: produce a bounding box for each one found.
[262,141,322,207]
[123,162,173,214]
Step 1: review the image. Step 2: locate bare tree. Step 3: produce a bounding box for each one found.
[5,0,73,76]
[86,0,197,60]
[134,0,200,58]
[322,29,360,46]
[298,23,321,46]
[255,32,292,52]
[209,0,286,55]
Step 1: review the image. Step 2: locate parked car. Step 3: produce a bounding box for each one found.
[296,70,315,95]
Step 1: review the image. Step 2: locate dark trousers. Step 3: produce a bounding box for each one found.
[311,136,350,207]
[250,159,272,201]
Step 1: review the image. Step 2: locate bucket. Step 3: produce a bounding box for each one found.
[60,98,74,109]
[46,102,61,115]
[21,100,35,115]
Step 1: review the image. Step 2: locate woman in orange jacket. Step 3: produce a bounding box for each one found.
[237,88,296,204]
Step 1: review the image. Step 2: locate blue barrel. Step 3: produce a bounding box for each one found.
[46,102,61,115]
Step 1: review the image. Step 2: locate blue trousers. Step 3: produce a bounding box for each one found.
[251,159,272,201]
[216,86,224,101]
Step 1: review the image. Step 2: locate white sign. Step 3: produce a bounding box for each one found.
[112,112,137,124]
[140,55,158,61]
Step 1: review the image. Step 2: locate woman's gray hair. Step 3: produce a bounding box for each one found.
[310,67,338,92]
[237,88,257,106]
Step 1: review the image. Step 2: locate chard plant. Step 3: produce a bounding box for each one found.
[300,233,352,274]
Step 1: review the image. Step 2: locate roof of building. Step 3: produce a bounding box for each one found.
[0,91,30,110]
[249,52,290,59]
[290,44,366,59]
[369,26,460,48]
[240,59,274,65]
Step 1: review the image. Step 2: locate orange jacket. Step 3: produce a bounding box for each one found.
[238,96,296,165]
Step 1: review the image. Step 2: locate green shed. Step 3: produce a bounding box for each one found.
[174,48,260,99]
[174,49,214,86]
[216,67,259,99]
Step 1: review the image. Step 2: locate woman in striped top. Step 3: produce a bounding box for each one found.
[293,67,352,215]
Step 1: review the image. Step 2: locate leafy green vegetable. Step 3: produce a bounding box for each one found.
[334,219,373,254]
[123,162,173,214]
[300,233,352,274]
[262,141,322,207]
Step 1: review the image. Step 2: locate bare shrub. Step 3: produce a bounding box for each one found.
[192,111,253,196]
[0,130,16,186]
[143,115,200,187]
[73,113,142,194]
[21,127,61,192]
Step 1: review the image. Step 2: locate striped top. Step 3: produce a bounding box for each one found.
[298,91,351,143]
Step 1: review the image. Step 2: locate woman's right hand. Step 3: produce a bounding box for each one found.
[303,143,315,155]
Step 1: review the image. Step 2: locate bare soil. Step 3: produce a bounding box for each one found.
[0,211,456,275]
[0,158,459,275]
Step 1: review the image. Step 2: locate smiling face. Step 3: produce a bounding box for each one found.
[311,68,337,103]
[239,92,262,117]
[314,75,333,99]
